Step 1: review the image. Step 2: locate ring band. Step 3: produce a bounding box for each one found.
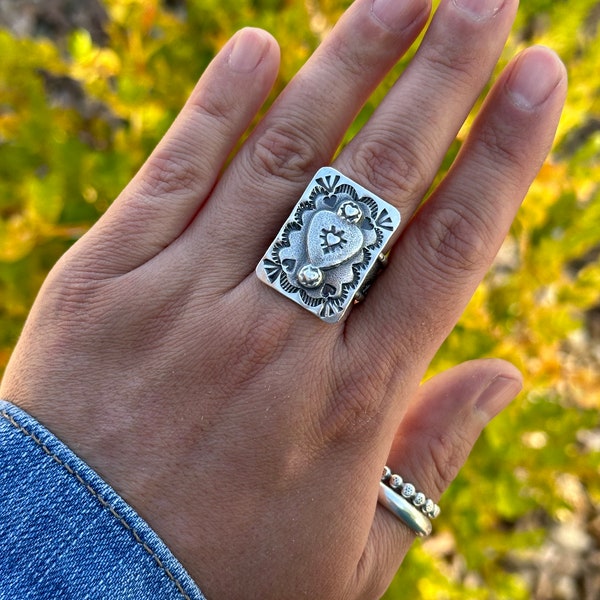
[378,483,432,537]
[377,466,440,537]
[382,465,441,520]
[256,167,401,323]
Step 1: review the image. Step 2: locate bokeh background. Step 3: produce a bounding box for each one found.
[0,0,598,597]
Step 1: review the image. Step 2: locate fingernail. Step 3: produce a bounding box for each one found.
[371,0,429,32]
[452,0,504,20]
[229,28,270,73]
[475,375,522,419]
[506,48,565,110]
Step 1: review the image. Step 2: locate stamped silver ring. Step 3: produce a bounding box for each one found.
[378,466,440,537]
[256,167,401,323]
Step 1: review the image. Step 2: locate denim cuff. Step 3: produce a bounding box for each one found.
[0,400,206,600]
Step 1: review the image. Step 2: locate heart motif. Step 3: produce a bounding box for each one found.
[326,232,341,247]
[346,205,359,217]
[323,194,338,208]
[306,210,364,269]
[281,258,296,272]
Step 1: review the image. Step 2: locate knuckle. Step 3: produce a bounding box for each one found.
[320,362,391,441]
[346,136,430,200]
[219,290,296,385]
[236,310,290,372]
[477,119,529,171]
[325,36,372,80]
[325,389,380,441]
[418,39,479,88]
[248,117,323,183]
[415,204,493,281]
[189,90,233,124]
[141,145,202,199]
[425,429,471,495]
[42,263,112,328]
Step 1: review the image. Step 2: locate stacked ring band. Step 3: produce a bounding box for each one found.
[377,466,440,537]
[382,466,441,519]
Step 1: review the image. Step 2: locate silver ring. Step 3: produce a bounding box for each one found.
[378,483,432,537]
[378,466,440,536]
[381,466,441,520]
[256,166,401,323]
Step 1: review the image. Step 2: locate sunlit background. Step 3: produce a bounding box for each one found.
[0,0,598,597]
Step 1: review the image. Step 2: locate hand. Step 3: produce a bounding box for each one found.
[1,0,566,597]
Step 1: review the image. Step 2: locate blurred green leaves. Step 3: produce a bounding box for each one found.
[0,0,598,596]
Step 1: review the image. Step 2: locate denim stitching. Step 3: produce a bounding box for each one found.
[1,409,192,600]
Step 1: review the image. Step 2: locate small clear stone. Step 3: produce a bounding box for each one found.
[389,474,403,490]
[401,483,416,499]
[381,466,391,482]
[423,499,434,514]
[413,492,426,507]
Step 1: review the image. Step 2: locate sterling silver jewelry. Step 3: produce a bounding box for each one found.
[378,483,432,537]
[378,466,440,536]
[256,167,401,323]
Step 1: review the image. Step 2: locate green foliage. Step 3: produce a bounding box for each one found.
[0,0,598,596]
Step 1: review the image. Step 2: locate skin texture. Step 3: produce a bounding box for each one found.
[1,0,567,598]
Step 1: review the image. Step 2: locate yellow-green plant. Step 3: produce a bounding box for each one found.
[0,0,598,597]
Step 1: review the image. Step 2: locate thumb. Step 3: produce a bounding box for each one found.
[358,359,522,598]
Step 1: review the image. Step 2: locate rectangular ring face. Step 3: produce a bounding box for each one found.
[256,167,401,323]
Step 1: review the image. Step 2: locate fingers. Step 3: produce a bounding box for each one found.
[75,28,280,274]
[358,359,522,598]
[195,0,518,290]
[190,0,431,283]
[348,47,567,381]
[336,0,519,215]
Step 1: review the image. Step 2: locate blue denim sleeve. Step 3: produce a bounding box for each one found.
[0,400,207,600]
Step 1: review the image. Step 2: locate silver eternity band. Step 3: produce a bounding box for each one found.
[378,466,440,537]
